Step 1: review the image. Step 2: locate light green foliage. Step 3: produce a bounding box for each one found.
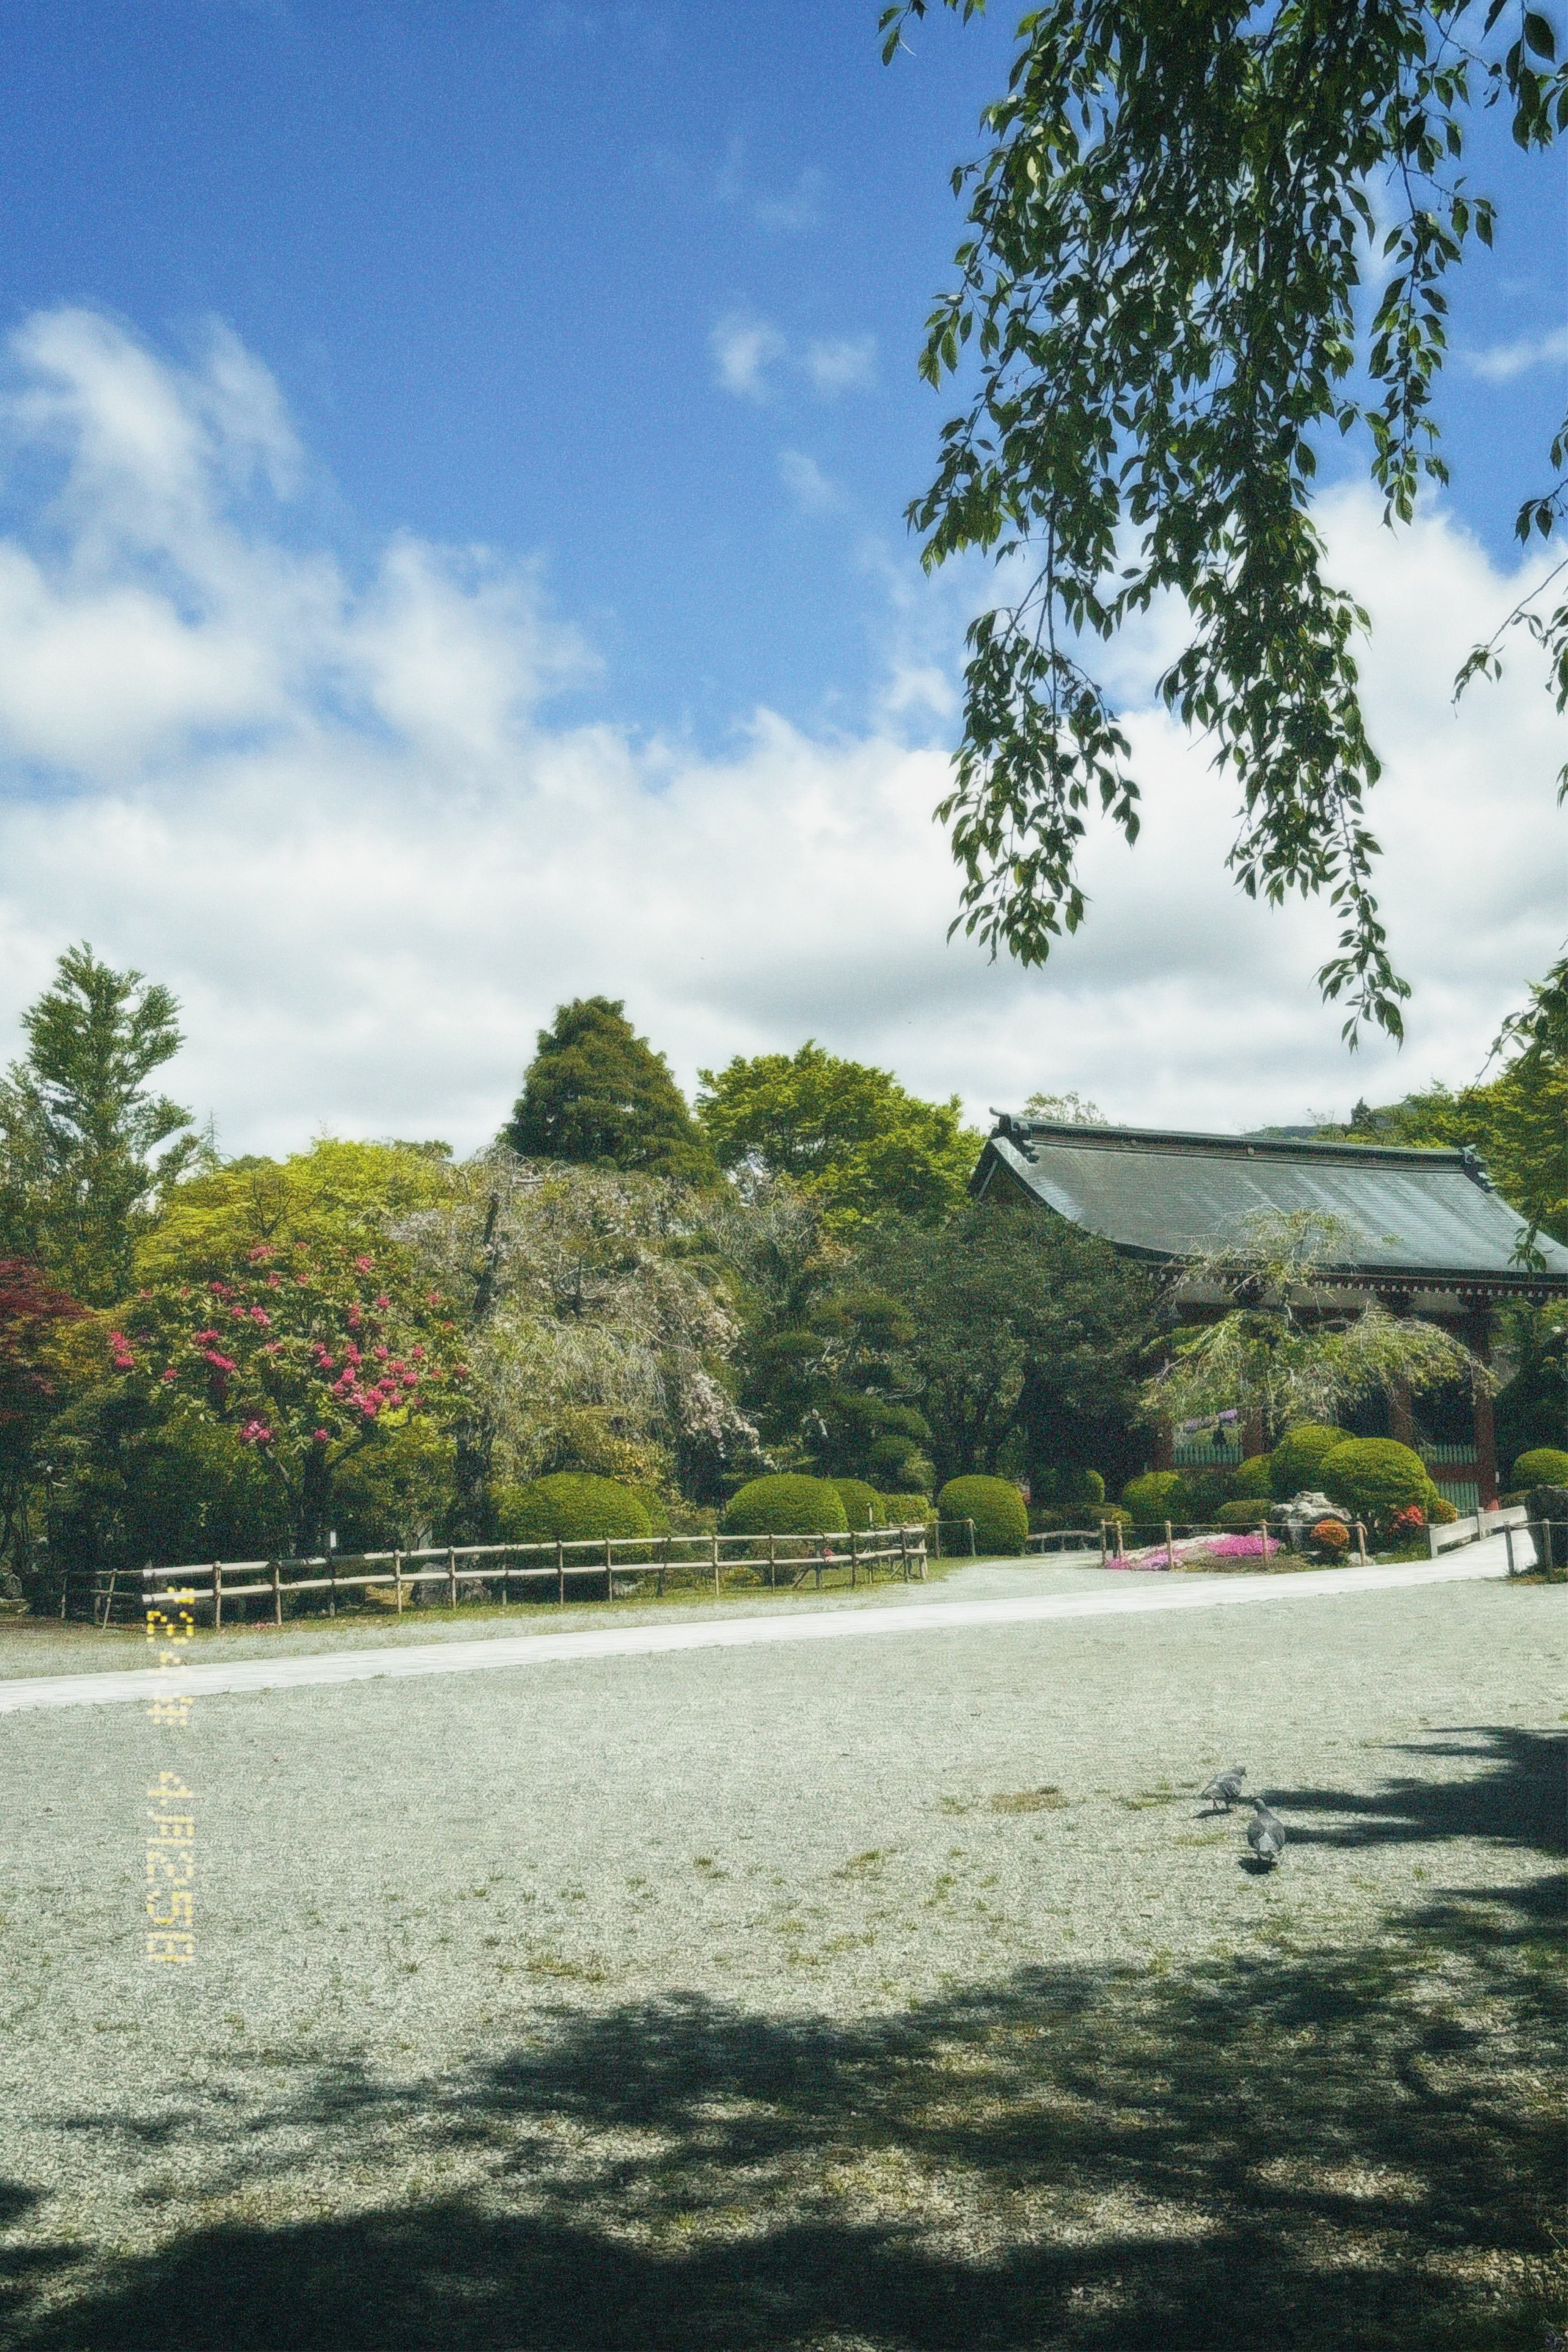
[0,944,201,1305]
[879,1490,937,1528]
[1319,1438,1433,1533]
[330,1420,459,1555]
[1022,1091,1106,1125]
[504,998,716,1184]
[831,1479,884,1531]
[1511,1447,1568,1490]
[937,1474,1028,1555]
[1154,1212,1484,1439]
[1121,1471,1188,1526]
[720,1475,848,1537]
[1231,1455,1275,1500]
[1269,1424,1355,1500]
[494,1474,651,1546]
[886,1,1566,1038]
[42,1399,290,1586]
[696,1042,982,1230]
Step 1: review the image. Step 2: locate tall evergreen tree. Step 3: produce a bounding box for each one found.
[503,998,716,1182]
[0,944,200,1306]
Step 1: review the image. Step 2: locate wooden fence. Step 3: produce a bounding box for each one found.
[51,1522,933,1628]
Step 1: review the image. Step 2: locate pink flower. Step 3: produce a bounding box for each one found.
[267,1272,282,1289]
[361,1396,380,1418]
[313,1428,330,1444]
[249,1306,271,1325]
[239,1418,274,1446]
[374,1343,388,1362]
[410,1345,425,1361]
[426,1290,442,1307]
[247,1244,274,1264]
[162,1367,177,1384]
[355,1255,374,1274]
[376,1293,390,1309]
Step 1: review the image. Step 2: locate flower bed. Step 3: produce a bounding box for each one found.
[1112,1529,1283,1572]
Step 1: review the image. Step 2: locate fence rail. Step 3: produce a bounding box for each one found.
[45,1522,932,1628]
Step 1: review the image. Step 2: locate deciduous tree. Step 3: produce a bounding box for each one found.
[886,0,1567,1038]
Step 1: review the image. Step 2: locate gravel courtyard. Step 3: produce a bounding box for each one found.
[1,1567,1562,2350]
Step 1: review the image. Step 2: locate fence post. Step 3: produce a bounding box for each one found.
[712,1530,721,1601]
[394,1549,404,1613]
[499,1548,508,1609]
[968,1518,977,1558]
[1545,1520,1556,1577]
[899,1525,909,1581]
[1503,1524,1515,1577]
[447,1546,457,1611]
[767,1532,776,1591]
[657,1535,667,1600]
[850,1528,858,1588]
[1164,1520,1174,1571]
[271,1558,282,1626]
[328,1549,337,1618]
[212,1560,223,1631]
[606,1534,614,1602]
[1354,1521,1367,1565]
[556,1537,565,1605]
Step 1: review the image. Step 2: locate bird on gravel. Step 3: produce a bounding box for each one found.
[1200,1765,1247,1811]
[1247,1798,1286,1868]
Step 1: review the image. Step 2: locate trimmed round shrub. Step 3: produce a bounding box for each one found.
[832,1479,884,1531]
[1058,1466,1106,1512]
[1311,1517,1351,1557]
[722,1475,848,1538]
[937,1476,1029,1556]
[495,1474,652,1546]
[1270,1424,1354,1500]
[1231,1454,1275,1500]
[879,1491,936,1528]
[1512,1447,1568,1491]
[1120,1471,1188,1525]
[1216,1498,1273,1530]
[1319,1438,1431,1532]
[1428,1493,1459,1525]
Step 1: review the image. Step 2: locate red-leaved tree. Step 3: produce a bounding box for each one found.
[0,1258,86,1575]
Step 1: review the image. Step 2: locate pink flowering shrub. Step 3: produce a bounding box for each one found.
[1200,1531,1280,1561]
[105,1236,466,1551]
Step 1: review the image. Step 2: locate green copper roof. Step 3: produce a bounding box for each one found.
[973,1119,1568,1291]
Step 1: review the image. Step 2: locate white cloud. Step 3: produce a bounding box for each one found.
[1462,323,1568,383]
[0,309,1560,1162]
[709,313,785,401]
[776,449,841,513]
[803,335,876,394]
[714,138,824,235]
[710,317,876,404]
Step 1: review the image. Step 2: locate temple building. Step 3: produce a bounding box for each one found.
[971,1116,1568,1508]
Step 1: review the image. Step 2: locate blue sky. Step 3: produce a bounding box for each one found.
[0,2,1562,1150]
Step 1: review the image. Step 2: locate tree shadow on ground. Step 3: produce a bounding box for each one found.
[5,1882,1564,2352]
[1268,1726,1567,1859]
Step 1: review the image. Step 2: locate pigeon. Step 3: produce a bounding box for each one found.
[1247,1797,1286,1868]
[1200,1765,1247,1812]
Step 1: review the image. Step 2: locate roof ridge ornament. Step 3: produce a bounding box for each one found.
[988,1109,1038,1161]
[1457,1144,1496,1192]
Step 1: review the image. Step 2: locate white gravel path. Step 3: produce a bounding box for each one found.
[0,1538,1524,1713]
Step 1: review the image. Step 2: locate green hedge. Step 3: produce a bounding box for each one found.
[1216,1498,1273,1529]
[937,1476,1028,1556]
[1230,1454,1275,1500]
[1120,1471,1188,1524]
[494,1474,652,1546]
[1270,1424,1354,1499]
[721,1475,848,1537]
[1319,1438,1432,1531]
[1511,1447,1568,1490]
[880,1491,936,1527]
[832,1479,884,1531]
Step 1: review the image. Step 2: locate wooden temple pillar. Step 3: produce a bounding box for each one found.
[1464,1302,1499,1507]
